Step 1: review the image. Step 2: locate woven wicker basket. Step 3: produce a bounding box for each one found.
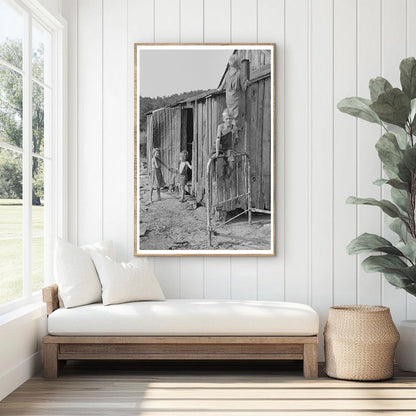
[324,305,399,381]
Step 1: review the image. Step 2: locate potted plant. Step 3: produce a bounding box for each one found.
[338,57,416,372]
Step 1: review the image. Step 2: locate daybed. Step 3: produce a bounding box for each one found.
[42,285,320,379]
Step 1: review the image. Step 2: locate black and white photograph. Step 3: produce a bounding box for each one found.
[134,44,275,256]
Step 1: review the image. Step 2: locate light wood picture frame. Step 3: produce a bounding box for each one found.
[134,44,276,256]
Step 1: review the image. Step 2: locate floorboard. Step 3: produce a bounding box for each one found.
[1,361,416,415]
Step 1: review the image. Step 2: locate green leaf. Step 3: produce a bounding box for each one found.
[337,97,382,125]
[361,255,416,288]
[400,57,416,100]
[395,130,410,150]
[397,240,416,264]
[391,187,409,213]
[347,233,403,256]
[369,77,393,102]
[370,88,410,128]
[398,161,412,185]
[362,254,408,272]
[373,178,388,186]
[387,178,410,191]
[389,217,409,241]
[373,178,409,191]
[383,272,412,288]
[403,146,416,172]
[375,132,404,173]
[346,196,407,219]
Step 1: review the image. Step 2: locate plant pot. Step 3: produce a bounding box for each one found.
[324,305,400,381]
[395,320,416,372]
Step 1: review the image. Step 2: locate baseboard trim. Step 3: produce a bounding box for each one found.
[0,350,42,401]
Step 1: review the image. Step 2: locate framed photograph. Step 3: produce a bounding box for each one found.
[134,44,275,256]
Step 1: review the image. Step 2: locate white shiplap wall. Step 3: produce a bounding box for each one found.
[61,0,416,356]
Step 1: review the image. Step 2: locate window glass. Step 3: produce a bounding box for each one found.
[0,65,23,148]
[0,147,23,304]
[0,0,24,70]
[32,156,44,293]
[32,81,46,156]
[32,20,51,85]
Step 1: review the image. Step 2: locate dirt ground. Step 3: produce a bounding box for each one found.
[138,171,271,251]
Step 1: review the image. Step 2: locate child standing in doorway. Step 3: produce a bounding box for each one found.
[176,150,192,202]
[149,147,167,203]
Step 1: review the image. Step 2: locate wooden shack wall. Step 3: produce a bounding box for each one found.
[193,75,271,212]
[147,107,181,187]
[145,75,271,211]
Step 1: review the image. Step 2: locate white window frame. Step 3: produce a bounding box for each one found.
[0,0,67,315]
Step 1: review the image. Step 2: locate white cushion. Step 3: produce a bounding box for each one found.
[81,240,115,259]
[47,299,319,336]
[54,239,114,308]
[90,253,165,305]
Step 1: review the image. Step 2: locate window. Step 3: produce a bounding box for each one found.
[0,0,66,311]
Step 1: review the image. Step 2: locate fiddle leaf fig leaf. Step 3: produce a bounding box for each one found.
[370,88,410,128]
[337,97,382,125]
[397,240,416,264]
[403,146,416,172]
[362,254,408,272]
[372,178,409,192]
[373,178,388,186]
[383,272,412,288]
[395,130,410,150]
[375,132,404,173]
[388,178,410,191]
[369,77,393,102]
[346,196,407,220]
[400,57,416,100]
[391,187,409,213]
[398,161,412,185]
[389,217,410,242]
[347,233,403,256]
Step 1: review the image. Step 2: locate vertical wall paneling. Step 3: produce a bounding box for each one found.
[204,0,231,42]
[76,0,103,245]
[152,0,181,297]
[180,257,204,298]
[406,0,416,319]
[61,0,78,245]
[61,0,416,352]
[127,0,154,264]
[333,0,357,305]
[230,0,257,42]
[356,0,382,305]
[284,0,309,303]
[180,0,203,43]
[257,0,285,301]
[154,0,180,42]
[178,0,205,297]
[204,257,231,298]
[203,0,232,298]
[381,0,407,322]
[229,0,258,300]
[102,0,128,260]
[310,0,333,358]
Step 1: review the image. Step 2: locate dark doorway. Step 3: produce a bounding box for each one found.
[181,108,194,188]
[181,108,194,164]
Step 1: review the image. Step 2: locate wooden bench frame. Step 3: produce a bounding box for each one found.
[42,285,319,379]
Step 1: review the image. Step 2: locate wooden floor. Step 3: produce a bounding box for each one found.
[1,360,416,415]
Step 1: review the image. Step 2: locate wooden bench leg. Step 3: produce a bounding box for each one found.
[44,343,59,379]
[303,343,318,379]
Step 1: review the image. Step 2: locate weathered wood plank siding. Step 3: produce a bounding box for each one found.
[145,72,271,212]
[147,108,181,187]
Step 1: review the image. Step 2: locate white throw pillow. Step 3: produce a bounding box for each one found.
[90,252,165,306]
[81,240,115,259]
[55,239,114,308]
